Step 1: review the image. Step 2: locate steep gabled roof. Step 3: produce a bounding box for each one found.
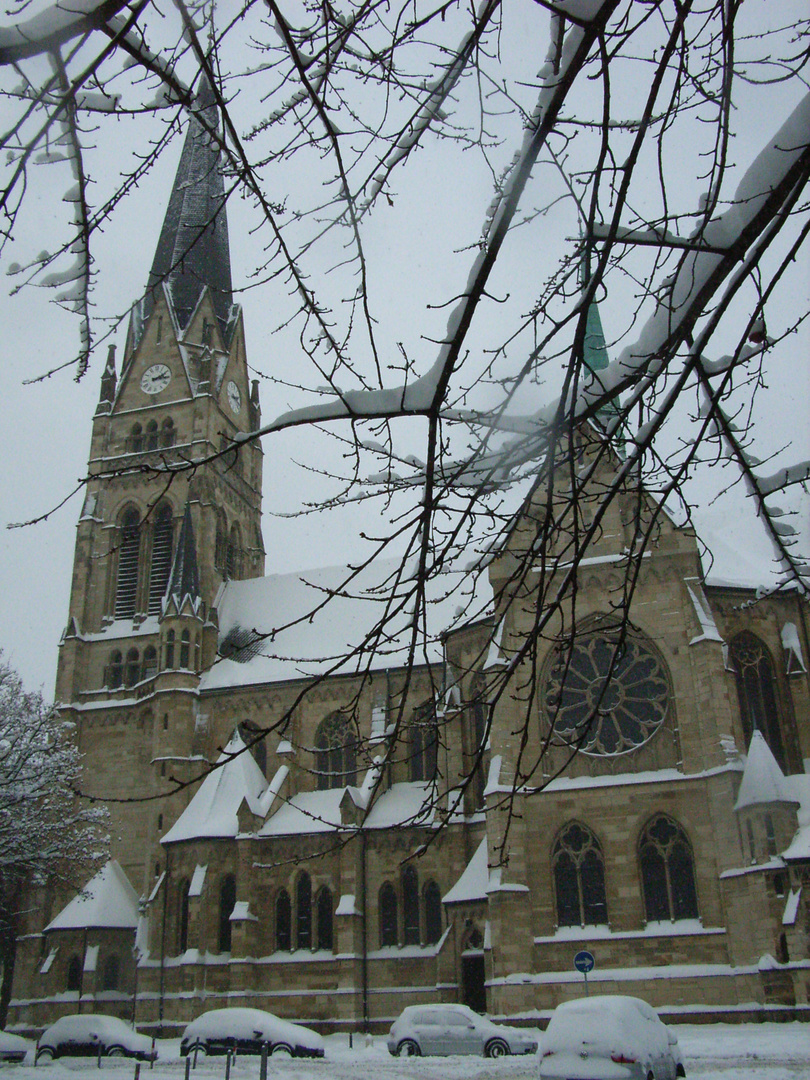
[45,860,139,932]
[162,731,268,843]
[443,836,488,904]
[144,74,234,339]
[735,730,794,810]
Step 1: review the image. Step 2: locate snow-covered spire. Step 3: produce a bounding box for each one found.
[95,344,116,417]
[143,72,234,341]
[734,730,792,810]
[164,502,201,615]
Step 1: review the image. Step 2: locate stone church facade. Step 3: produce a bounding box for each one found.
[9,82,810,1034]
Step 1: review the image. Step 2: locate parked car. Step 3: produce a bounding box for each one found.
[386,1003,538,1058]
[36,1015,156,1062]
[180,1008,324,1058]
[0,1030,33,1062]
[539,995,684,1080]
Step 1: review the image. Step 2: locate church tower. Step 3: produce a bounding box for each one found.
[56,76,264,897]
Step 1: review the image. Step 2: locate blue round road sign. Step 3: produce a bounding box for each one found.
[574,950,595,973]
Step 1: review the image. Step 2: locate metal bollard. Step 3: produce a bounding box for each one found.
[225,1048,232,1080]
[184,1056,191,1080]
[135,1063,141,1080]
[193,1045,199,1070]
[349,1032,353,1050]
[97,1043,103,1068]
[259,1043,268,1080]
[150,1039,156,1070]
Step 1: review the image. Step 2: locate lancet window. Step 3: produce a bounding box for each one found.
[552,822,608,927]
[639,815,698,922]
[315,713,357,789]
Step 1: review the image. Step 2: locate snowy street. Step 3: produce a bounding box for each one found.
[11,1023,810,1080]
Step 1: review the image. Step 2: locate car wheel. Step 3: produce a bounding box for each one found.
[271,1044,293,1057]
[485,1039,509,1059]
[107,1046,126,1058]
[36,1049,54,1063]
[396,1039,421,1057]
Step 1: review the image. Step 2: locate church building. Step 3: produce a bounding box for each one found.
[9,80,810,1033]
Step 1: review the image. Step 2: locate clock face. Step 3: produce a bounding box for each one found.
[227,380,242,415]
[140,364,172,395]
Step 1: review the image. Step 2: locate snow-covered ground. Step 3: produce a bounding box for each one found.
[8,1022,810,1079]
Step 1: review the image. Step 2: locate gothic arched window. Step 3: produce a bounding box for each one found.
[316,887,333,951]
[160,417,175,447]
[128,423,143,453]
[402,865,420,945]
[639,815,698,922]
[296,873,312,950]
[218,874,236,952]
[552,822,608,927]
[180,630,191,670]
[469,675,488,808]
[379,882,398,947]
[226,524,241,581]
[124,648,140,688]
[164,629,175,669]
[315,714,357,789]
[148,504,173,615]
[275,889,291,951]
[215,511,228,573]
[729,632,787,771]
[102,954,119,992]
[178,878,190,953]
[145,419,159,451]
[114,508,141,619]
[107,650,123,689]
[142,645,158,680]
[66,954,81,992]
[424,880,442,944]
[410,704,438,782]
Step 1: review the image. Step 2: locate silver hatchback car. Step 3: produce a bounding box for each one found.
[387,1003,538,1058]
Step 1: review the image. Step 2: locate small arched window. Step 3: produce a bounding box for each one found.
[316,887,333,951]
[315,714,357,789]
[215,511,228,574]
[276,889,292,951]
[164,629,175,669]
[124,648,140,688]
[552,822,608,927]
[114,508,141,619]
[102,954,119,992]
[178,878,190,953]
[180,630,191,670]
[107,650,123,689]
[729,632,787,771]
[129,424,143,454]
[160,417,175,447]
[145,419,159,450]
[142,645,158,680]
[296,873,312,950]
[470,675,488,808]
[148,504,173,615]
[66,954,81,992]
[379,882,398,947]
[410,704,438,782]
[218,874,236,952]
[402,865,420,945]
[639,815,698,923]
[424,880,442,944]
[226,524,241,581]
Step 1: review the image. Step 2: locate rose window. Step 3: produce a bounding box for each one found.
[544,632,669,756]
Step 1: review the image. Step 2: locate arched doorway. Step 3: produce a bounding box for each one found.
[461,925,486,1013]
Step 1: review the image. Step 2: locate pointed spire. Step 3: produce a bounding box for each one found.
[165,502,201,614]
[95,344,117,416]
[145,73,234,340]
[735,730,793,810]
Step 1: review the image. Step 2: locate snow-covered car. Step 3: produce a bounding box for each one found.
[0,1031,33,1062]
[180,1008,324,1058]
[386,1003,538,1058]
[36,1014,156,1062]
[539,995,683,1080]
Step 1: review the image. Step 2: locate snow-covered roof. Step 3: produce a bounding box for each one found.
[45,860,139,932]
[443,836,488,904]
[734,731,794,810]
[257,781,435,837]
[200,557,492,691]
[162,731,269,844]
[781,773,810,862]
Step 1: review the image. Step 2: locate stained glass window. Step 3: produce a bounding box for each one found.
[639,815,698,922]
[552,822,607,926]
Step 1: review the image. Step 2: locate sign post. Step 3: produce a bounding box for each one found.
[573,949,595,996]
